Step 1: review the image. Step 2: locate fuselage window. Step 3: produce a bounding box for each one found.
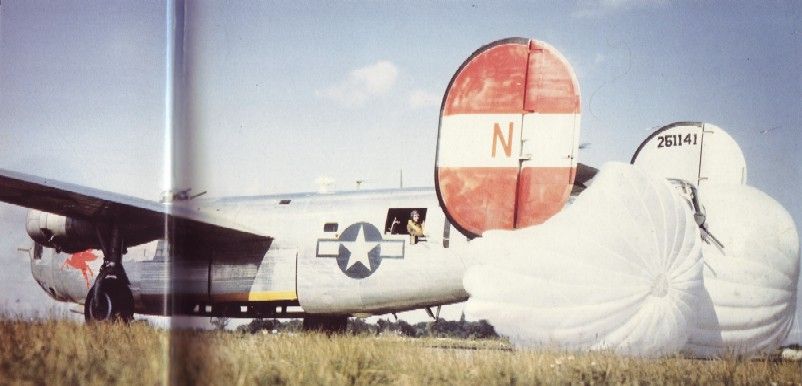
[323,223,338,233]
[385,208,427,235]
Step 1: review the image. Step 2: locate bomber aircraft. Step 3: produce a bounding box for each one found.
[1,36,738,333]
[0,37,590,331]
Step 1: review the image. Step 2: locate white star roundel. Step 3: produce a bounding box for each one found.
[316,222,405,279]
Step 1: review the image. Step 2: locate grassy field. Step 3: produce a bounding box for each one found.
[1,319,800,385]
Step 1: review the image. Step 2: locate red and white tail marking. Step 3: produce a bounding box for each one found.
[436,38,581,237]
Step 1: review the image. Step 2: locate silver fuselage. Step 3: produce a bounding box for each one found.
[29,188,471,318]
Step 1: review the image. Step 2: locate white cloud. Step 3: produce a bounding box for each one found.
[571,0,665,18]
[316,61,399,107]
[408,89,441,109]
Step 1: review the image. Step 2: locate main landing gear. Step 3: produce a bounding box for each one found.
[84,225,134,323]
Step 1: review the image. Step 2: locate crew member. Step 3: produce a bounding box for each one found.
[407,210,425,244]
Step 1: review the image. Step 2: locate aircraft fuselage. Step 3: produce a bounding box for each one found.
[29,187,470,318]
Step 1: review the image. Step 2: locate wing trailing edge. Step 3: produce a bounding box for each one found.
[0,168,270,250]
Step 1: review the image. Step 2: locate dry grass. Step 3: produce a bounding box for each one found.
[0,319,168,385]
[0,319,800,385]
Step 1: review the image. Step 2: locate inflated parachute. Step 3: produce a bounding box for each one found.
[463,162,704,357]
[630,122,799,357]
[684,184,800,357]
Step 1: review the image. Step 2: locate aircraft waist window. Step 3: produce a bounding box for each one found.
[323,223,338,233]
[385,208,427,235]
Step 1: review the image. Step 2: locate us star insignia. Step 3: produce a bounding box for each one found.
[316,222,405,279]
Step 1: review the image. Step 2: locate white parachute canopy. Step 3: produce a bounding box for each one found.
[463,162,704,357]
[685,184,800,357]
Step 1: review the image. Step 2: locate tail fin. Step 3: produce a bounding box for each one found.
[435,37,581,237]
[631,122,746,186]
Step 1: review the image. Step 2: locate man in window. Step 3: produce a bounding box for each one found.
[406,210,425,244]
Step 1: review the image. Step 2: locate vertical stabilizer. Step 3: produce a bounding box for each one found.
[435,38,581,237]
[631,122,746,186]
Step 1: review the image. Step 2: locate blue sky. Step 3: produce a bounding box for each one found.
[2,1,799,198]
[0,1,800,335]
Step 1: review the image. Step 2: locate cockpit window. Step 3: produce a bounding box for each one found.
[385,208,427,235]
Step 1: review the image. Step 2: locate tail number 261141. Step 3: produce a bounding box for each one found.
[657,133,698,148]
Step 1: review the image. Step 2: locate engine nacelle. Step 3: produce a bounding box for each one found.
[26,210,99,253]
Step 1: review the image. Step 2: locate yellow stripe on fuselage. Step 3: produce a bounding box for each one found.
[247,291,298,302]
[209,291,298,302]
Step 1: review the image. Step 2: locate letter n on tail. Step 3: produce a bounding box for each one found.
[492,122,514,158]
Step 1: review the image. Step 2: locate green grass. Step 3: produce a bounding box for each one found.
[1,319,800,385]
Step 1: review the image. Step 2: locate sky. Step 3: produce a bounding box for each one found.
[0,1,800,337]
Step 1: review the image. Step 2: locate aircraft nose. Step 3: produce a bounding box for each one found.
[17,240,36,262]
[23,242,57,298]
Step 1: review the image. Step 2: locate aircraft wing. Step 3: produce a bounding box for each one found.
[0,168,270,248]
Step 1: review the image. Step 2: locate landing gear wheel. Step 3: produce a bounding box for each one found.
[84,276,134,323]
[302,315,348,334]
